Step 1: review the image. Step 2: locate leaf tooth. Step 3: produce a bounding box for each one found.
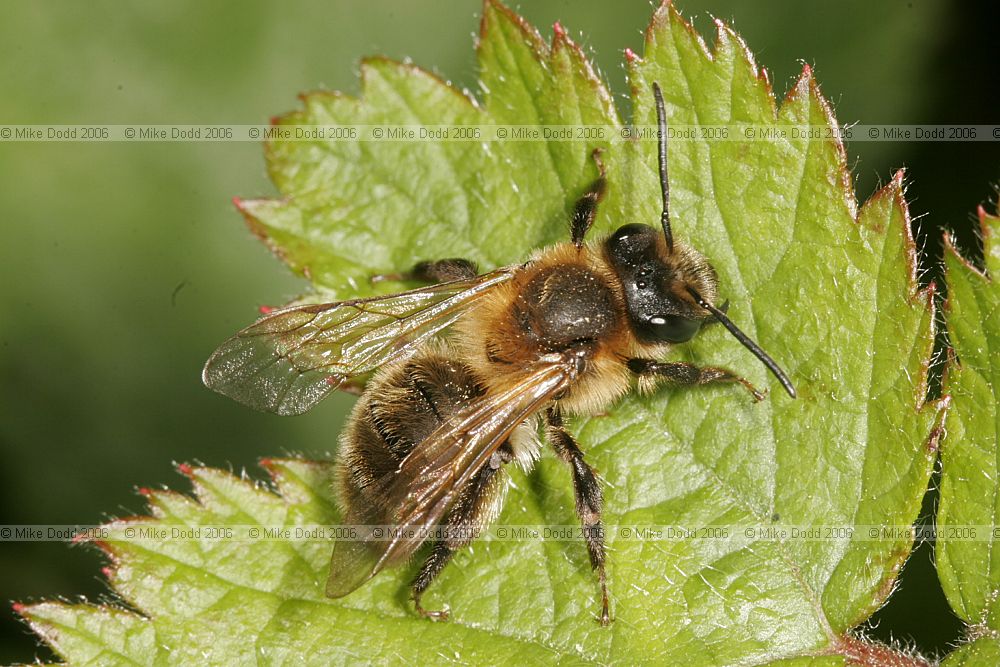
[261,457,340,515]
[479,0,549,62]
[952,201,998,275]
[781,62,814,110]
[859,169,928,303]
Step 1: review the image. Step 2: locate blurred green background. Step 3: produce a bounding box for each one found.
[2,1,998,663]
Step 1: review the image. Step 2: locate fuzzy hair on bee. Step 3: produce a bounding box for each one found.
[332,340,543,616]
[202,82,796,626]
[455,232,726,416]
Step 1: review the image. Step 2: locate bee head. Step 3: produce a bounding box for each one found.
[605,82,796,398]
[606,223,718,344]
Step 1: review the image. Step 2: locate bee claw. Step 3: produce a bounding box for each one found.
[338,380,366,396]
[416,601,450,622]
[739,379,768,403]
[370,272,404,285]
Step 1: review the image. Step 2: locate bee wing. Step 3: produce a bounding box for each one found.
[202,269,514,416]
[325,359,575,598]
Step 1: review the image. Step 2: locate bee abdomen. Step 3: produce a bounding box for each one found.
[336,345,488,524]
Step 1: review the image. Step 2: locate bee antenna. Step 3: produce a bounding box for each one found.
[652,82,674,253]
[686,287,797,398]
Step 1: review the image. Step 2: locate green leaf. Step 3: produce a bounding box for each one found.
[18,1,941,664]
[942,637,1000,667]
[938,204,1000,660]
[243,5,618,297]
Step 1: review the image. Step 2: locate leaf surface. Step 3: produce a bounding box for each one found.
[937,205,1000,665]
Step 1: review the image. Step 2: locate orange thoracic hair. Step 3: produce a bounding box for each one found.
[454,240,669,416]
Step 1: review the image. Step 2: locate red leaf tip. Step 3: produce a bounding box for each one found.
[101,566,114,579]
[553,21,566,38]
[177,463,194,477]
[137,486,153,497]
[11,601,25,614]
[258,304,274,315]
[232,196,244,210]
[259,457,273,467]
[624,47,639,63]
[269,115,282,126]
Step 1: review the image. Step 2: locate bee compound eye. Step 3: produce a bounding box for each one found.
[644,314,701,343]
[608,224,657,262]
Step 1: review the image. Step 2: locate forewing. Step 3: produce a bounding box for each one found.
[325,360,574,598]
[202,270,513,415]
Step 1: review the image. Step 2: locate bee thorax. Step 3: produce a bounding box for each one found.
[514,265,617,351]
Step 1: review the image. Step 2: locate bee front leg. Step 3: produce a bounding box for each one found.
[371,258,478,285]
[627,358,766,402]
[570,149,608,248]
[545,407,611,626]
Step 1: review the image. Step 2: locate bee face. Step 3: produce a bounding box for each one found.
[605,223,719,344]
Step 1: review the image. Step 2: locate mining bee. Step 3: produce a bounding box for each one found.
[203,83,796,626]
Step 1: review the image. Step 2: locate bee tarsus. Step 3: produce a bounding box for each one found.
[545,407,610,624]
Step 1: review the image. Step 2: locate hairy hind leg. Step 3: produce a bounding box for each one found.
[410,445,511,620]
[411,541,456,621]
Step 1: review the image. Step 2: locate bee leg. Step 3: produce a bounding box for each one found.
[570,148,608,248]
[411,258,479,282]
[545,407,611,626]
[411,449,510,620]
[371,258,478,285]
[627,358,766,402]
[412,541,455,621]
[338,378,366,396]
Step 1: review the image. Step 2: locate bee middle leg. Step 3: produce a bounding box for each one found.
[545,407,611,626]
[411,445,511,620]
[627,358,766,401]
[371,258,478,285]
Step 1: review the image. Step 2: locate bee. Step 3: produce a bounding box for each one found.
[203,83,796,626]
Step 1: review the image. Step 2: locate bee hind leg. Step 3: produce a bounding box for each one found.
[371,258,478,285]
[412,541,455,621]
[545,407,611,626]
[410,452,509,621]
